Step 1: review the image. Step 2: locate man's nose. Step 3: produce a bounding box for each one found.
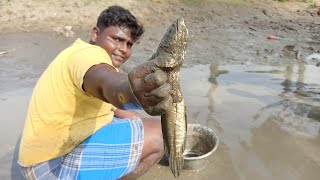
[118,42,128,54]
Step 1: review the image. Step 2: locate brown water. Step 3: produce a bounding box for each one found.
[0,33,320,180]
[141,64,320,180]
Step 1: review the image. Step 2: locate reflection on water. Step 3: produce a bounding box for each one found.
[254,64,320,137]
[207,64,228,133]
[177,64,320,180]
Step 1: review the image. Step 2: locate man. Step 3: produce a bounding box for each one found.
[18,5,172,180]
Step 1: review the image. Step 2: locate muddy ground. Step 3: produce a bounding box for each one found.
[1,0,320,67]
[1,0,320,179]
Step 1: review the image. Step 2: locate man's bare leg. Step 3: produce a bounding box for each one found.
[120,118,164,180]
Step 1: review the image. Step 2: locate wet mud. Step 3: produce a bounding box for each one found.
[1,1,320,180]
[141,64,320,180]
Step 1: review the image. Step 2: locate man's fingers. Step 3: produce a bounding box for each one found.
[144,83,171,98]
[143,69,168,88]
[128,60,159,79]
[145,95,173,116]
[129,59,175,116]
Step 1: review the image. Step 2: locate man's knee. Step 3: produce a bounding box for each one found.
[141,118,164,160]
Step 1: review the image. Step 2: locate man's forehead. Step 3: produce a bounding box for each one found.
[118,26,133,38]
[105,25,133,41]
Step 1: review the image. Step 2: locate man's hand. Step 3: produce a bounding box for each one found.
[83,59,172,116]
[128,59,173,116]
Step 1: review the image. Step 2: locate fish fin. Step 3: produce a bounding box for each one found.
[161,116,170,164]
[161,142,170,165]
[169,156,184,177]
[184,105,188,132]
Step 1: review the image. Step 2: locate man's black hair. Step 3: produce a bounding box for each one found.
[97,5,144,42]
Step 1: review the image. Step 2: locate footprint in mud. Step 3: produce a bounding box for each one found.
[282,45,299,59]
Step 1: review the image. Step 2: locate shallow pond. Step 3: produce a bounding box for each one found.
[141,64,320,180]
[0,33,319,179]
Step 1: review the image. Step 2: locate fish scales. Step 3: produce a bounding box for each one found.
[149,18,188,177]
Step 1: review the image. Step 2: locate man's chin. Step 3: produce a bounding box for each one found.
[111,60,122,68]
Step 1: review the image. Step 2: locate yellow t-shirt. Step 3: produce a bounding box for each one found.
[19,39,117,166]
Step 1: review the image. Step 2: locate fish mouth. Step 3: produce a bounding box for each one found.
[176,18,184,31]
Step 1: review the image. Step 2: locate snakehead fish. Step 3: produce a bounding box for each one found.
[149,18,188,177]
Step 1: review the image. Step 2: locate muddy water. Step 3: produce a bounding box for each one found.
[141,64,320,180]
[1,33,320,180]
[0,32,82,179]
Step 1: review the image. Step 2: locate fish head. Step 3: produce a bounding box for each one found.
[173,18,189,44]
[154,18,189,68]
[174,18,188,52]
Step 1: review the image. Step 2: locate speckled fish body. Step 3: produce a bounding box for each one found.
[150,18,188,177]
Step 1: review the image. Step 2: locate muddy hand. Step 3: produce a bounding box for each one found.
[128,59,173,116]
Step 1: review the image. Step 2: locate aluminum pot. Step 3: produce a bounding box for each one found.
[183,124,219,170]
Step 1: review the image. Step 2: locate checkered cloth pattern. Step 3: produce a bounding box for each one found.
[19,117,144,180]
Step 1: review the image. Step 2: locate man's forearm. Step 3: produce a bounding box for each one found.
[101,70,143,110]
[83,64,142,110]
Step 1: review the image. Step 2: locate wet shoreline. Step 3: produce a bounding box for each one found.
[1,62,320,179]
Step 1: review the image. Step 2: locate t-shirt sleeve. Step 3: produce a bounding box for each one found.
[67,47,114,92]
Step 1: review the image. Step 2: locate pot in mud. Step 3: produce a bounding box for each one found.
[183,124,219,171]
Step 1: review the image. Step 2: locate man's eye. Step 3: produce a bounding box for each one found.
[113,38,120,42]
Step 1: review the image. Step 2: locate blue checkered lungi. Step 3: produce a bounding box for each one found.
[19,117,144,180]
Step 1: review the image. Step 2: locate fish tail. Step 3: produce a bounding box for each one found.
[169,155,184,177]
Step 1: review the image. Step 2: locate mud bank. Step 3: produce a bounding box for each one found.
[1,0,320,67]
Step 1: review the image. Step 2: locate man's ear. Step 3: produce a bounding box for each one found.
[90,27,99,43]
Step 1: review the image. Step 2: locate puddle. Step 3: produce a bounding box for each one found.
[181,64,320,135]
[1,54,320,179]
[141,64,320,180]
[0,88,32,180]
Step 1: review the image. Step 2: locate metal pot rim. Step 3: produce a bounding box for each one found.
[183,123,219,161]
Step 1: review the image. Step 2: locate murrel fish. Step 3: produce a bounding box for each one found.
[149,18,188,177]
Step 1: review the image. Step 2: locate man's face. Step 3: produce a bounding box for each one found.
[91,25,134,68]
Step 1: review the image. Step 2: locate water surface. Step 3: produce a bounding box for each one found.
[1,34,319,179]
[142,64,320,180]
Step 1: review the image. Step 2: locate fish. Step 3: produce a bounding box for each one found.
[149,18,188,177]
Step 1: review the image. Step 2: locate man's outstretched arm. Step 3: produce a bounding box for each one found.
[82,61,172,116]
